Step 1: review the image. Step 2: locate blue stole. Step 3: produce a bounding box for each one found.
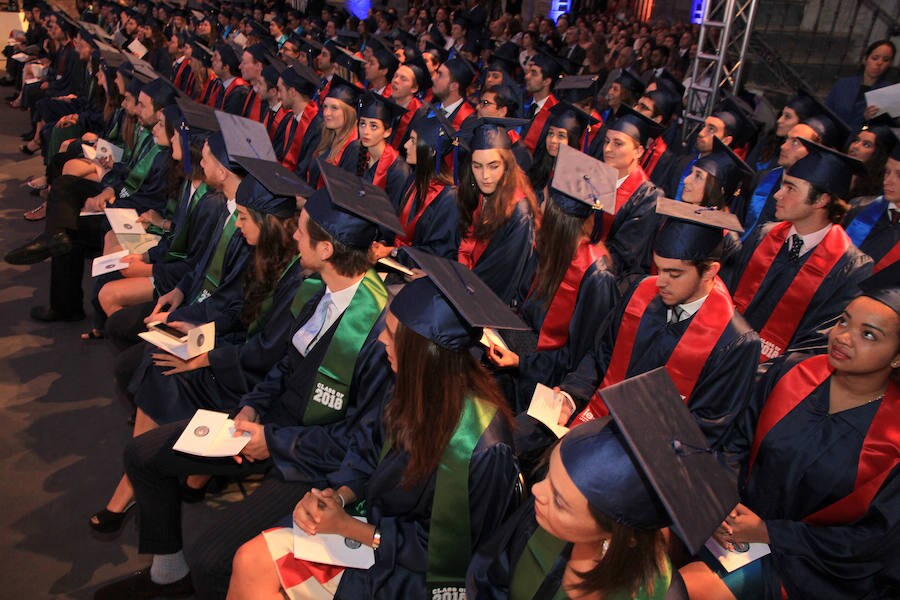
[741,167,783,241]
[844,197,886,247]
[673,153,700,200]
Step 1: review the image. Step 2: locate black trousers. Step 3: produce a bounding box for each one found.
[123,421,312,600]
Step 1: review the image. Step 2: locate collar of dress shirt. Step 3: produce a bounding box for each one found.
[787,223,832,257]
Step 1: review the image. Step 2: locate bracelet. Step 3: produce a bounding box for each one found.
[371,527,381,550]
[336,491,346,508]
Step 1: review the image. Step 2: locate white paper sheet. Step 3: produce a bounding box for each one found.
[83,139,124,163]
[293,517,375,569]
[105,207,145,234]
[127,39,148,58]
[479,327,508,350]
[704,537,771,573]
[91,250,130,277]
[865,83,900,118]
[172,409,251,457]
[376,257,413,276]
[527,383,570,438]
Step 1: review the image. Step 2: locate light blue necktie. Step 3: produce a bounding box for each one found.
[292,293,332,356]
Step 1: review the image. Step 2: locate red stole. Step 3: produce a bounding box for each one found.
[601,168,648,241]
[315,129,359,189]
[266,106,290,140]
[641,136,668,177]
[318,78,332,106]
[173,58,190,90]
[586,109,603,148]
[523,95,559,154]
[389,97,421,150]
[371,144,399,190]
[573,277,734,425]
[241,87,263,121]
[458,190,527,268]
[378,85,392,98]
[535,241,609,351]
[874,241,899,272]
[449,100,475,130]
[747,355,900,525]
[422,89,434,104]
[396,180,446,245]
[508,129,521,145]
[281,102,319,172]
[201,78,222,107]
[733,223,850,361]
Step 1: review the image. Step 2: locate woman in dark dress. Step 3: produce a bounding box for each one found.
[825,40,897,133]
[228,261,521,599]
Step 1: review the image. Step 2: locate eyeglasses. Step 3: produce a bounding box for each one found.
[479,99,497,107]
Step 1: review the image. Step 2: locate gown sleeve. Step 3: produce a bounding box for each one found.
[472,201,536,304]
[606,182,660,281]
[410,187,461,259]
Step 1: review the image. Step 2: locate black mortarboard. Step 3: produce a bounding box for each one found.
[261,64,280,88]
[357,91,407,128]
[694,137,755,199]
[457,117,530,152]
[785,89,822,122]
[142,77,177,107]
[588,368,740,554]
[654,198,744,261]
[801,102,851,150]
[305,159,403,248]
[652,68,685,99]
[488,41,520,76]
[176,96,219,135]
[280,63,322,97]
[247,20,268,39]
[369,41,399,78]
[411,109,457,157]
[331,45,365,81]
[124,75,144,98]
[244,42,270,64]
[214,110,278,162]
[444,56,478,90]
[788,138,865,199]
[858,262,900,314]
[325,74,363,108]
[234,156,312,215]
[711,94,759,147]
[336,28,360,48]
[529,51,564,81]
[609,104,663,146]
[100,49,127,70]
[548,100,599,138]
[395,247,528,350]
[188,37,213,67]
[402,54,432,92]
[556,74,601,104]
[858,113,897,154]
[614,68,645,97]
[300,36,324,60]
[389,29,416,48]
[550,144,617,220]
[452,12,473,29]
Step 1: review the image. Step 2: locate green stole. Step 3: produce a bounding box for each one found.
[247,254,300,336]
[193,211,238,303]
[119,130,165,198]
[164,182,209,261]
[288,269,387,424]
[377,396,498,597]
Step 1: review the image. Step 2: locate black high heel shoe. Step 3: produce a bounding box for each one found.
[89,501,136,535]
[19,143,37,156]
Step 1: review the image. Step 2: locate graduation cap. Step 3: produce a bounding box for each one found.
[488,41,520,76]
[785,89,822,122]
[858,262,900,315]
[325,73,364,108]
[281,63,323,97]
[213,110,278,163]
[299,36,324,60]
[142,77,178,107]
[550,144,617,223]
[711,94,759,148]
[336,28,360,48]
[548,100,599,139]
[858,113,898,155]
[654,198,744,261]
[609,104,663,147]
[357,91,407,128]
[410,110,457,158]
[401,54,432,92]
[694,137,755,199]
[787,138,865,199]
[572,368,739,554]
[388,29,416,49]
[176,97,220,134]
[305,159,404,248]
[529,51,565,81]
[234,157,312,216]
[331,45,366,81]
[243,42,270,64]
[99,49,128,70]
[444,56,478,90]
[394,247,528,350]
[801,102,851,150]
[555,74,601,104]
[188,36,214,67]
[457,117,530,152]
[651,68,685,99]
[614,68,646,97]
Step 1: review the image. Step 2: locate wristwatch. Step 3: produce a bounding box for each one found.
[371,527,382,550]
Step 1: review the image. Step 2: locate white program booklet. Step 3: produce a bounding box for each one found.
[138,321,215,360]
[11,52,29,62]
[117,232,161,254]
[293,517,375,569]
[82,138,124,163]
[173,409,251,457]
[232,32,248,48]
[479,327,508,350]
[105,207,145,234]
[376,257,414,276]
[527,383,570,438]
[865,83,900,118]
[91,250,129,277]
[127,38,148,58]
[704,537,771,573]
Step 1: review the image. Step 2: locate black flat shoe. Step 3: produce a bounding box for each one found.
[30,305,86,322]
[93,567,193,600]
[5,231,73,265]
[89,501,136,535]
[19,143,38,155]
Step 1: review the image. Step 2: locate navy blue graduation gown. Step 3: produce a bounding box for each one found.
[721,223,873,354]
[397,184,460,259]
[98,141,171,215]
[470,199,537,305]
[323,398,520,598]
[306,139,360,187]
[170,211,251,335]
[842,196,899,267]
[131,260,306,424]
[723,354,900,600]
[240,290,392,484]
[731,167,782,234]
[514,255,621,402]
[292,113,324,182]
[362,150,411,211]
[148,186,228,294]
[561,278,761,449]
[825,74,895,133]
[606,181,661,281]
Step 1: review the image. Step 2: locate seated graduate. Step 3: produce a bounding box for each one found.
[89,159,312,537]
[276,63,324,178]
[723,140,873,362]
[555,75,606,160]
[488,145,620,410]
[558,202,760,449]
[372,112,460,260]
[681,267,900,600]
[386,55,429,151]
[228,250,523,600]
[92,163,399,600]
[468,369,738,600]
[599,105,664,280]
[476,83,533,172]
[842,140,899,272]
[846,114,895,199]
[632,86,681,196]
[306,75,363,188]
[5,77,176,322]
[527,100,597,198]
[208,43,253,115]
[456,117,542,305]
[353,91,410,207]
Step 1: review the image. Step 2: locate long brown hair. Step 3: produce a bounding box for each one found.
[410,129,454,201]
[458,147,540,240]
[384,321,511,486]
[532,199,594,303]
[315,99,357,160]
[240,210,299,326]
